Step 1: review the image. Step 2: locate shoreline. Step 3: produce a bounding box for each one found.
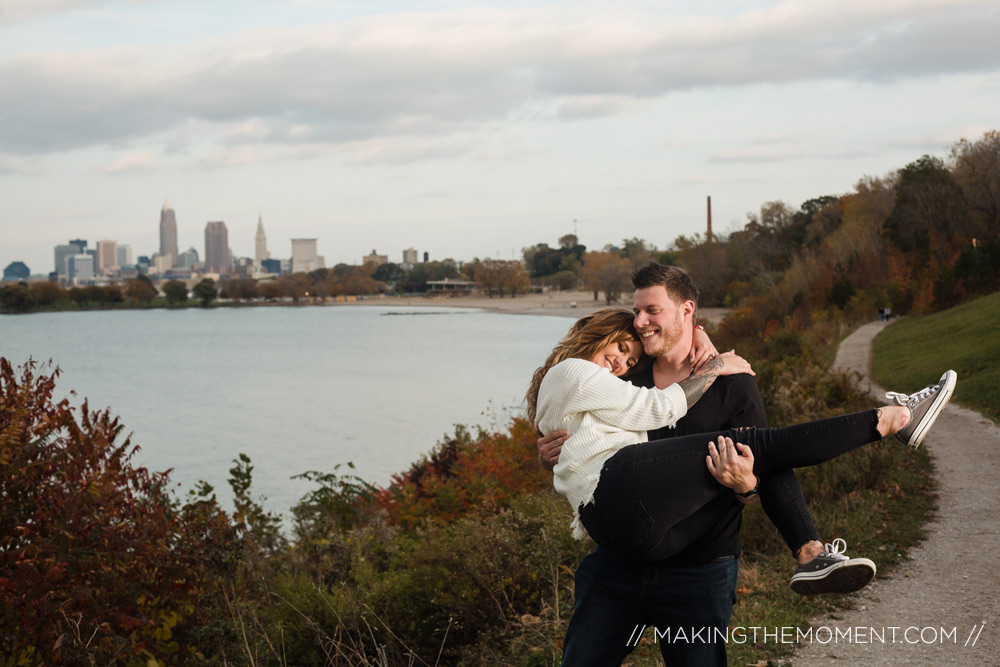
[344,291,732,323]
[3,290,730,324]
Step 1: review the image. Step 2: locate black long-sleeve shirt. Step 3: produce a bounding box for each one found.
[628,368,768,565]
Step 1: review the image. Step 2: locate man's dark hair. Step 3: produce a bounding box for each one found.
[631,261,699,305]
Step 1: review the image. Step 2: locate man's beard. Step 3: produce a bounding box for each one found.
[645,315,685,358]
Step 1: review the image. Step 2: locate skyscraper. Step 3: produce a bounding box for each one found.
[117,244,133,268]
[291,239,320,273]
[95,240,119,275]
[160,201,178,266]
[205,221,229,274]
[255,215,269,264]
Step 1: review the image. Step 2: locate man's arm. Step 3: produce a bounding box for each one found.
[706,374,767,502]
[537,429,567,471]
[676,352,754,410]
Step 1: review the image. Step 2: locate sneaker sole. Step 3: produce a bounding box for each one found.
[790,558,876,596]
[906,370,957,450]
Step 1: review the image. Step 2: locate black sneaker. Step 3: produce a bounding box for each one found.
[790,538,876,596]
[885,370,958,450]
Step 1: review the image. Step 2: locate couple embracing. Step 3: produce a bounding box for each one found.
[528,262,955,666]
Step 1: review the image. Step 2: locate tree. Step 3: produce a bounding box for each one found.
[193,278,218,307]
[29,282,66,306]
[885,155,970,267]
[950,130,1000,239]
[580,250,632,304]
[619,238,656,267]
[162,279,189,306]
[0,359,240,665]
[67,286,88,308]
[220,278,257,302]
[558,234,579,250]
[0,283,35,313]
[124,276,158,305]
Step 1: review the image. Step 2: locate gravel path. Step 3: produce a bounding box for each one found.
[791,320,1000,666]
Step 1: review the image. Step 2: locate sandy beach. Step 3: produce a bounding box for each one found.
[346,290,731,324]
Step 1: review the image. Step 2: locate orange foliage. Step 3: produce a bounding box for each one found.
[363,419,550,530]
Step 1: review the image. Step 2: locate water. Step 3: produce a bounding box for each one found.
[0,305,572,518]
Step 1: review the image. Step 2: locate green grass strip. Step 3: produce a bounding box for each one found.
[873,291,1000,424]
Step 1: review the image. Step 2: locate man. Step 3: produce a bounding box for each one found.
[539,262,870,666]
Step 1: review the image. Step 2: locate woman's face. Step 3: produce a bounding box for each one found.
[590,339,642,376]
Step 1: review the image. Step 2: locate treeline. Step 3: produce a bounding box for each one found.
[523,131,1000,315]
[672,135,1000,316]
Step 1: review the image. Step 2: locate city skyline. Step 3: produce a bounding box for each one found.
[3,0,999,274]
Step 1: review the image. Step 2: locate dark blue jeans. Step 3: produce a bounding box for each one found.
[580,410,880,562]
[561,547,738,666]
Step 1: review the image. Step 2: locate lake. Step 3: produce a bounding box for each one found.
[0,305,573,519]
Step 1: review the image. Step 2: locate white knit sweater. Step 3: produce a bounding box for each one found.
[536,358,688,539]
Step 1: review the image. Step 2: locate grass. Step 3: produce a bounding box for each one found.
[873,290,1000,424]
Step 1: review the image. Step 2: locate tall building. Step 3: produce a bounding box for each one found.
[3,261,30,281]
[117,244,134,268]
[204,221,229,274]
[255,215,269,264]
[402,247,418,268]
[178,247,199,270]
[54,244,78,277]
[67,254,94,283]
[95,240,119,275]
[160,201,178,267]
[291,239,321,274]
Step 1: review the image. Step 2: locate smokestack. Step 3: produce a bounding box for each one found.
[707,196,713,243]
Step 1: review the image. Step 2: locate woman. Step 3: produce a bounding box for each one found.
[526,309,955,585]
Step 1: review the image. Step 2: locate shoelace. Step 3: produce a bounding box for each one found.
[819,537,850,562]
[885,380,940,407]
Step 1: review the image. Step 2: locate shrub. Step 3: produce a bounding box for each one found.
[0,359,240,665]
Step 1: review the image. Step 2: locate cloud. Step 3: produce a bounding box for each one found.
[0,152,43,174]
[96,149,156,173]
[2,0,999,157]
[0,0,154,25]
[711,144,873,163]
[887,125,993,151]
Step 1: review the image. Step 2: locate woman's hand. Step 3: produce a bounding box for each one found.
[714,350,755,377]
[690,326,719,373]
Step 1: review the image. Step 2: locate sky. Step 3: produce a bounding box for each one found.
[2,0,998,275]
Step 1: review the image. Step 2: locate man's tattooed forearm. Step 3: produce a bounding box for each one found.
[678,357,723,409]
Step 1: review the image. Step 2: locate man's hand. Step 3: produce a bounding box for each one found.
[706,436,757,499]
[537,428,568,472]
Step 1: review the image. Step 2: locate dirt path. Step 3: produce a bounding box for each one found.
[791,320,1000,666]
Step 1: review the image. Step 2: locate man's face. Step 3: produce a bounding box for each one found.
[632,286,691,358]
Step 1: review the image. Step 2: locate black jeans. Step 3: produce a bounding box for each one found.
[580,410,880,562]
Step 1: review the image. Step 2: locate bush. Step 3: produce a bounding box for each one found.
[0,359,240,665]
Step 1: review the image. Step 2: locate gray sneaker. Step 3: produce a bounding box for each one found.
[790,538,876,596]
[885,370,957,450]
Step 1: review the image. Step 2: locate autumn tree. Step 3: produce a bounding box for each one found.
[125,275,158,305]
[0,359,241,665]
[0,283,35,313]
[950,130,1000,238]
[580,250,632,304]
[28,282,66,307]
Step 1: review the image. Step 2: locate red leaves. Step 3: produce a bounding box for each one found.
[0,358,237,665]
[362,419,551,530]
